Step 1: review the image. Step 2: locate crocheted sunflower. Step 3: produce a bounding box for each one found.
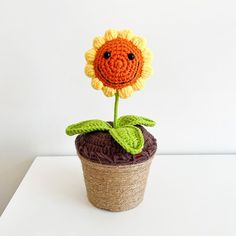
[85,29,153,98]
[66,29,155,155]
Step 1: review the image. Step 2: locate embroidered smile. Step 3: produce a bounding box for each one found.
[97,62,140,85]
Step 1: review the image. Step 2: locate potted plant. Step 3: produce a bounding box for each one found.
[66,29,157,212]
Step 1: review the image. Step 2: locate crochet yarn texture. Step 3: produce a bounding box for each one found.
[66,116,156,155]
[85,29,153,99]
[66,29,156,155]
[94,38,144,90]
[75,125,157,165]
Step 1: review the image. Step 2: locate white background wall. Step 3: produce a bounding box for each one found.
[0,0,236,215]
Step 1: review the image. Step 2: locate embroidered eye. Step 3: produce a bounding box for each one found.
[128,53,135,60]
[103,51,111,59]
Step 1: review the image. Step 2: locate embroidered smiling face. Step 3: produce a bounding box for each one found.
[94,38,144,90]
[85,29,153,98]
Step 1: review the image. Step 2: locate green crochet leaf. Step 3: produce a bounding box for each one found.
[117,115,156,128]
[109,126,144,155]
[66,120,112,136]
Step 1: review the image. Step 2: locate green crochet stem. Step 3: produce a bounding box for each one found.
[113,92,119,128]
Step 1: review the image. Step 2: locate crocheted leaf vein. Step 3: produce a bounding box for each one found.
[117,115,156,128]
[109,126,144,154]
[66,120,112,136]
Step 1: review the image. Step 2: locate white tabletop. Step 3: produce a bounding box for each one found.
[0,155,236,236]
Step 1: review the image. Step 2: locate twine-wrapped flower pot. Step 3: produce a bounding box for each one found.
[75,126,157,212]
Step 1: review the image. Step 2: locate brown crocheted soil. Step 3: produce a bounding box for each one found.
[75,125,157,165]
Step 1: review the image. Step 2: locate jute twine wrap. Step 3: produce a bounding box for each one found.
[79,155,153,212]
